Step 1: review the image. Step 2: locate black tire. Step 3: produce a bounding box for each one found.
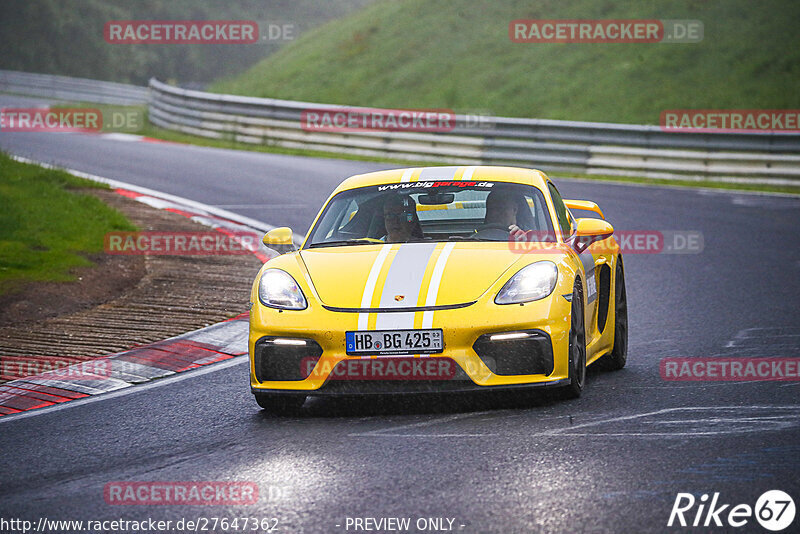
[254,393,306,413]
[597,257,627,371]
[561,281,587,399]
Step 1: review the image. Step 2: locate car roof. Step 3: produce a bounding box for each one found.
[332,166,550,195]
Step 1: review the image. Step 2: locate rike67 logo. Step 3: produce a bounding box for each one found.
[668,490,795,531]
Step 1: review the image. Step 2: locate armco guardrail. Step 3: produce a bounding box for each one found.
[0,70,147,105]
[148,78,800,185]
[3,70,798,185]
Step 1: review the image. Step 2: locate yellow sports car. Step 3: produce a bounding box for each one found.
[249,166,627,411]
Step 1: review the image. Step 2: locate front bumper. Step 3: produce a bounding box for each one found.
[250,377,570,396]
[249,290,572,395]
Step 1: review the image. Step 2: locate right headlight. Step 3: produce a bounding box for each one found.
[495,261,558,305]
[258,269,307,310]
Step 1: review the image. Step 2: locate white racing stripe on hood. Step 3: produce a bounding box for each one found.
[358,244,392,330]
[374,242,438,329]
[417,166,461,182]
[461,166,476,181]
[421,242,456,328]
[355,167,465,331]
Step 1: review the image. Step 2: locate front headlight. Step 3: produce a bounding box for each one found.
[258,269,307,310]
[495,261,558,305]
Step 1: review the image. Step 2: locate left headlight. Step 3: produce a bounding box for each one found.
[258,269,307,310]
[495,261,558,305]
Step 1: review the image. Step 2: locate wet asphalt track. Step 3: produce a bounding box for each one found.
[1,95,800,533]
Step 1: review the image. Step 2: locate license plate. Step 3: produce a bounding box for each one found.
[345,329,444,356]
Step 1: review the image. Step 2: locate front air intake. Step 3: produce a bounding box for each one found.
[254,337,323,382]
[472,330,554,376]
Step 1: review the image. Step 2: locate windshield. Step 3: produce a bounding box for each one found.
[305,181,554,248]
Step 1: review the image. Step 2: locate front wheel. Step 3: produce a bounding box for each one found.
[561,281,587,399]
[254,393,306,414]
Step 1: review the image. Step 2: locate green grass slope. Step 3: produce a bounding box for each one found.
[0,154,137,295]
[213,0,800,124]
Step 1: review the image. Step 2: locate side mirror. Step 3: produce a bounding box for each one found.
[573,218,614,253]
[262,227,296,255]
[575,218,613,238]
[263,227,294,246]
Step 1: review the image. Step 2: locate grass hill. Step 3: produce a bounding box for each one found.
[212,0,800,123]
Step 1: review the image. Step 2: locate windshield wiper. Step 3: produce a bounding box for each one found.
[307,239,379,248]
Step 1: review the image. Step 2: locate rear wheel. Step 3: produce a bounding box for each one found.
[254,393,306,413]
[561,282,586,399]
[597,257,627,371]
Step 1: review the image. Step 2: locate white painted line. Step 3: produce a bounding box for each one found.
[347,405,800,439]
[543,405,800,438]
[543,405,796,432]
[624,381,772,389]
[349,411,492,437]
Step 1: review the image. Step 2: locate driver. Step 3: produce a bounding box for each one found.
[479,190,526,239]
[383,195,424,243]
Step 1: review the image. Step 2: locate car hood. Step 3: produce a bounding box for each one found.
[299,242,554,309]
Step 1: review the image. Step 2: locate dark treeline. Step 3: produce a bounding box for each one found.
[0,0,374,86]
